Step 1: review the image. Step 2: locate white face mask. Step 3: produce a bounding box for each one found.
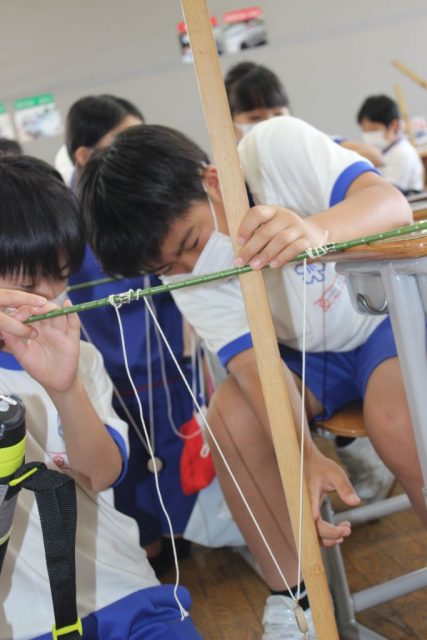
[192,230,233,275]
[234,122,258,138]
[51,289,68,307]
[160,231,233,286]
[361,130,389,152]
[161,191,233,283]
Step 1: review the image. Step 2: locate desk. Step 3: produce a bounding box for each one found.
[333,235,427,503]
[320,236,427,639]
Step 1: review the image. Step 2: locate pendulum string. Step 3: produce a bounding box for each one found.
[79,320,159,466]
[29,219,427,325]
[138,291,301,606]
[295,259,309,636]
[144,287,160,473]
[146,293,203,442]
[298,259,307,602]
[109,294,189,621]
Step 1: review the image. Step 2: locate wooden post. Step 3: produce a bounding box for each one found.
[180,1,338,638]
[394,83,416,147]
[392,59,427,91]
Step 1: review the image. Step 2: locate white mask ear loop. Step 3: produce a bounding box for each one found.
[202,182,219,232]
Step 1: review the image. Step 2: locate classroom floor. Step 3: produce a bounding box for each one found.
[163,439,427,639]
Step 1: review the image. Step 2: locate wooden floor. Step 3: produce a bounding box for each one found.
[163,440,427,639]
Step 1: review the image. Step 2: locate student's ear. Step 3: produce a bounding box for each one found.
[389,118,401,135]
[202,165,223,203]
[74,146,93,168]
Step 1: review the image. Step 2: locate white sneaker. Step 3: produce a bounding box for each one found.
[335,437,395,502]
[262,595,316,639]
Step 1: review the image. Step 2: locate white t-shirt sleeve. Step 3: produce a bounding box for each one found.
[239,116,378,213]
[162,236,253,367]
[169,275,252,368]
[78,342,130,484]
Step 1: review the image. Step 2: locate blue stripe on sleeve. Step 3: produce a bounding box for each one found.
[217,333,253,367]
[106,425,128,487]
[330,161,380,207]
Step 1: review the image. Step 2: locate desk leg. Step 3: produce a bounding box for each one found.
[381,266,427,504]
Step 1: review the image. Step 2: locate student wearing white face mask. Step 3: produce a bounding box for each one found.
[225,62,382,166]
[225,64,392,503]
[357,94,425,194]
[224,62,290,142]
[0,155,202,640]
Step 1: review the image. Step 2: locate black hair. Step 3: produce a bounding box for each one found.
[65,94,144,162]
[224,61,289,116]
[357,95,400,127]
[79,124,209,277]
[0,156,85,279]
[0,138,23,157]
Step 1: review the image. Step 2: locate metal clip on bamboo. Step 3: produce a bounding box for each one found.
[180,1,338,638]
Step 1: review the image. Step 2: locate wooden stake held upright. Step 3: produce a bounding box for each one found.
[394,83,416,146]
[180,1,338,638]
[392,59,427,91]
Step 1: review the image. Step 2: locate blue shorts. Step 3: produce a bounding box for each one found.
[34,586,202,640]
[279,317,399,420]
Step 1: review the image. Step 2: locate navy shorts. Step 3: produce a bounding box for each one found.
[34,586,202,640]
[279,317,399,420]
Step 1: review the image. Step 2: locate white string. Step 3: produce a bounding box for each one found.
[305,228,330,259]
[79,321,153,457]
[147,294,202,441]
[296,258,307,602]
[140,291,297,601]
[109,294,189,621]
[143,285,155,449]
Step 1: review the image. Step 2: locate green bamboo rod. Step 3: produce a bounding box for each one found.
[68,276,121,291]
[27,219,427,324]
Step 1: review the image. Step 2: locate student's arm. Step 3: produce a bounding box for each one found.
[235,172,412,269]
[227,348,360,546]
[1,301,122,492]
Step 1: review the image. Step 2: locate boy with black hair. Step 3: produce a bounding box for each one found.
[64,94,197,575]
[357,93,425,193]
[0,155,201,640]
[0,138,22,157]
[78,117,423,637]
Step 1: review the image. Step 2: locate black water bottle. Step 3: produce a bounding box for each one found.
[0,394,25,572]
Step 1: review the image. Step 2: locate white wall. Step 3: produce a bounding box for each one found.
[1,0,427,163]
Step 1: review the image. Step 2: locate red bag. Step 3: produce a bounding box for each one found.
[179,412,216,495]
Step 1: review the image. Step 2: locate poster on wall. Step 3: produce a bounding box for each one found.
[177,16,223,63]
[177,6,268,63]
[0,103,16,140]
[222,6,268,54]
[13,93,63,143]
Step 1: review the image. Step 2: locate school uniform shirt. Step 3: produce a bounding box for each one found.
[0,341,159,640]
[69,246,197,546]
[380,137,425,192]
[162,116,383,367]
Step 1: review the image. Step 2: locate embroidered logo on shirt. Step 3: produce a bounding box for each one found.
[49,451,70,470]
[314,275,345,311]
[294,262,326,283]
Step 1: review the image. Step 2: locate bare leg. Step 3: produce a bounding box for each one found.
[364,357,427,526]
[207,375,299,591]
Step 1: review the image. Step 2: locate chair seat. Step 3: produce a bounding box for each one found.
[316,400,367,438]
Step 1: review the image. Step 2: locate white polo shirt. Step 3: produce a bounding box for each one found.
[381,137,425,192]
[163,116,383,367]
[0,342,158,639]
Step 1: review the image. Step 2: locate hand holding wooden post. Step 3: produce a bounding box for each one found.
[180,1,339,637]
